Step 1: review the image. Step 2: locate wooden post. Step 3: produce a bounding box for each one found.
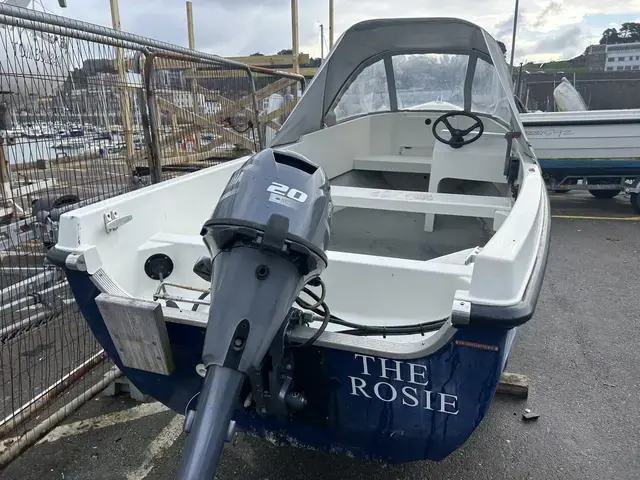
[186,1,201,151]
[329,0,334,49]
[171,114,180,156]
[0,136,10,202]
[291,0,299,74]
[109,0,135,168]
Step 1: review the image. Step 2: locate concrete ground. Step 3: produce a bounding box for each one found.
[3,192,640,480]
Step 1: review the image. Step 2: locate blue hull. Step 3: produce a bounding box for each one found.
[538,158,640,177]
[66,269,512,463]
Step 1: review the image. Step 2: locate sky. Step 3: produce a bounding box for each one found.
[31,0,640,63]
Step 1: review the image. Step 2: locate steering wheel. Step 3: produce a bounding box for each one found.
[432,111,484,149]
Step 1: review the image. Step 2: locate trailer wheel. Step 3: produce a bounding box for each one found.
[589,189,620,199]
[631,193,640,214]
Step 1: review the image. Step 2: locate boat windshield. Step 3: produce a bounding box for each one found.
[329,52,511,126]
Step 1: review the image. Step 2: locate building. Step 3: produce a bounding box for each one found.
[604,42,640,72]
[155,69,185,90]
[586,44,606,72]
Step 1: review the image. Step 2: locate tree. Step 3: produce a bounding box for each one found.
[496,40,507,58]
[250,52,264,56]
[619,22,640,42]
[599,27,620,45]
[599,23,640,44]
[277,49,293,55]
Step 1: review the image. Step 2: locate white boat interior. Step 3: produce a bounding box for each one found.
[55,18,548,348]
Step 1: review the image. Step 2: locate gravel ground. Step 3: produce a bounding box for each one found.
[3,192,640,480]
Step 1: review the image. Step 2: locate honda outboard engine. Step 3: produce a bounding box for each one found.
[177,148,332,479]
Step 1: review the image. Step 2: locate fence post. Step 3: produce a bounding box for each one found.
[109,0,135,169]
[186,1,201,153]
[133,50,155,182]
[144,52,163,183]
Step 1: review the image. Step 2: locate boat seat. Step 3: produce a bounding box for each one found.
[331,186,511,219]
[353,155,432,174]
[424,131,509,232]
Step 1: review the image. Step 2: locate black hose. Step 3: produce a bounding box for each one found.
[191,291,210,312]
[297,284,449,338]
[293,279,330,347]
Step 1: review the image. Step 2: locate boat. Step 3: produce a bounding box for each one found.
[59,127,85,138]
[552,77,587,112]
[52,138,87,149]
[49,18,550,478]
[24,123,56,139]
[521,109,640,211]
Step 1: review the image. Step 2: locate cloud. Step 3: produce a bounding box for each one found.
[532,24,584,54]
[533,1,563,28]
[494,15,514,39]
[35,0,640,62]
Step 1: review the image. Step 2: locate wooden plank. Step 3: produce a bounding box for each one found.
[128,54,312,70]
[95,294,175,376]
[260,101,296,124]
[195,84,282,130]
[495,372,529,398]
[183,67,317,79]
[227,53,310,66]
[213,77,294,126]
[157,97,255,151]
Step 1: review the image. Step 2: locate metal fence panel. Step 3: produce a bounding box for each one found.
[145,52,258,179]
[0,15,147,460]
[144,52,306,180]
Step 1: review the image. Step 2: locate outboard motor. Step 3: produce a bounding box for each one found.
[177,148,332,479]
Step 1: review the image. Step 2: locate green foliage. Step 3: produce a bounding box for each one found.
[599,22,640,45]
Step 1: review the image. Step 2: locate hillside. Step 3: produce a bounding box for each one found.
[522,54,587,74]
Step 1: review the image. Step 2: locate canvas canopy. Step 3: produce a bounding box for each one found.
[271,17,525,148]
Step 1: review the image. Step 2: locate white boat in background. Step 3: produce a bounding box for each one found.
[521,109,640,211]
[50,18,550,477]
[552,77,587,112]
[24,123,56,139]
[52,138,86,149]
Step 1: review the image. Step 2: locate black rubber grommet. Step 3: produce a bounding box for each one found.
[255,265,269,280]
[144,253,174,280]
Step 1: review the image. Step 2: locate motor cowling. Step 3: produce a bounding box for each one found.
[177,148,332,479]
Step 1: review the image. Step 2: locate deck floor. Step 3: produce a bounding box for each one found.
[331,207,491,261]
[328,169,495,261]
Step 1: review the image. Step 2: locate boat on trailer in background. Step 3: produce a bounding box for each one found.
[521,109,640,212]
[518,76,640,212]
[49,18,550,478]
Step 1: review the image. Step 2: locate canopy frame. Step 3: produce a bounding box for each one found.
[270,17,530,153]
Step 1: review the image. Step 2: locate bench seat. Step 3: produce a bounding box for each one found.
[331,186,511,218]
[353,155,432,174]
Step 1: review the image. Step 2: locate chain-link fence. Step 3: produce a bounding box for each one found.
[0,3,303,467]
